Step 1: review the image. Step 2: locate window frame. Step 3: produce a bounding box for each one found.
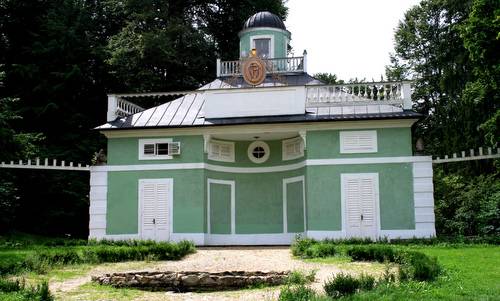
[250,35,275,58]
[247,141,270,164]
[208,140,235,162]
[339,130,378,154]
[282,137,304,161]
[138,138,174,160]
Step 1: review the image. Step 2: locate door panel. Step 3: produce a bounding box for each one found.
[343,174,378,239]
[139,179,171,241]
[209,182,232,234]
[285,180,305,233]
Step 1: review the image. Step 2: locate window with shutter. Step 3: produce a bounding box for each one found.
[138,138,180,160]
[339,130,377,153]
[282,137,304,161]
[208,140,235,162]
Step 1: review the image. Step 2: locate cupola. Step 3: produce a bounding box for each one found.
[238,11,291,59]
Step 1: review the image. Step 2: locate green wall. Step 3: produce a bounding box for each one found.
[207,139,304,167]
[306,163,415,231]
[107,135,204,165]
[207,168,305,234]
[104,126,415,236]
[239,29,289,58]
[106,169,205,234]
[286,180,305,233]
[209,183,231,234]
[307,128,412,159]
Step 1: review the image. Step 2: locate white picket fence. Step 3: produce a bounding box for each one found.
[432,147,500,164]
[0,158,90,171]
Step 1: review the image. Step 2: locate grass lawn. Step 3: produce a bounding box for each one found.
[318,245,500,300]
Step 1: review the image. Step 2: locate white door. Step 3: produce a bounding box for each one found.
[342,174,379,239]
[139,179,172,241]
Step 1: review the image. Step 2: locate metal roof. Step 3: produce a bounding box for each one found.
[242,11,287,31]
[96,75,420,131]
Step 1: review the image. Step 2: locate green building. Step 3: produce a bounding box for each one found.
[90,11,435,245]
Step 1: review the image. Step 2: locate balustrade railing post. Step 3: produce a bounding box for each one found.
[107,95,118,122]
[216,58,221,77]
[303,50,307,73]
[402,82,412,110]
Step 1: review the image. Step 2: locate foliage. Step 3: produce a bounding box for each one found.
[278,284,321,301]
[313,73,344,85]
[0,240,195,276]
[324,272,377,298]
[346,245,396,263]
[434,169,500,236]
[0,278,53,301]
[386,0,499,169]
[285,270,316,285]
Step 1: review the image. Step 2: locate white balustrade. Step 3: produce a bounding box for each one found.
[218,56,305,77]
[305,82,412,109]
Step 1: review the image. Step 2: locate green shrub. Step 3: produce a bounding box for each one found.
[399,251,441,281]
[0,278,53,301]
[291,237,316,257]
[358,273,376,290]
[346,245,396,263]
[278,284,318,301]
[324,273,360,298]
[285,270,316,285]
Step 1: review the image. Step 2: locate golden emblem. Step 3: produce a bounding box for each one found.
[242,57,266,86]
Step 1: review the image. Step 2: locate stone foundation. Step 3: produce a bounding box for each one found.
[92,271,291,292]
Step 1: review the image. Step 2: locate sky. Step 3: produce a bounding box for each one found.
[284,0,421,81]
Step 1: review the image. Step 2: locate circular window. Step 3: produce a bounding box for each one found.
[247,141,270,164]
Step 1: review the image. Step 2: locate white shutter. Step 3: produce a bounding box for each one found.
[282,137,304,160]
[340,131,377,153]
[208,140,235,162]
[168,142,181,155]
[346,178,362,228]
[140,179,171,241]
[342,173,379,239]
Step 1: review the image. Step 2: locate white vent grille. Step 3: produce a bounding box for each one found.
[340,130,377,153]
[282,137,304,161]
[208,140,235,162]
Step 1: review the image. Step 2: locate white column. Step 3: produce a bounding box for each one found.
[89,167,108,239]
[216,58,221,77]
[106,95,118,122]
[412,158,436,237]
[402,82,412,110]
[302,50,308,73]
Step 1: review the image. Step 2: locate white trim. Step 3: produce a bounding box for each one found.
[247,141,270,164]
[379,230,435,239]
[282,136,304,161]
[138,138,173,160]
[207,139,235,162]
[283,176,306,234]
[339,130,378,153]
[207,179,236,235]
[306,231,344,240]
[205,233,297,245]
[101,119,418,138]
[90,156,433,173]
[138,178,173,241]
[250,34,275,58]
[341,173,380,239]
[238,27,291,38]
[170,233,205,245]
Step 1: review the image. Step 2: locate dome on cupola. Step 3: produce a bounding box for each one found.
[242,11,287,31]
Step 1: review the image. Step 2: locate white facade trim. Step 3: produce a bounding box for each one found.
[306,231,344,240]
[339,130,378,154]
[138,178,173,241]
[89,169,108,239]
[282,176,306,234]
[90,156,432,173]
[341,173,380,239]
[207,179,236,235]
[101,119,418,138]
[412,160,436,237]
[205,233,298,245]
[138,138,173,160]
[238,27,291,38]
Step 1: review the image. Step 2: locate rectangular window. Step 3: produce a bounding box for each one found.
[139,138,180,160]
[282,137,304,161]
[254,38,270,58]
[339,130,377,153]
[208,140,235,162]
